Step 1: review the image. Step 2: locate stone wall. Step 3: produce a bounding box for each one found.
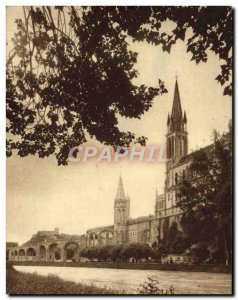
[8,237,85,263]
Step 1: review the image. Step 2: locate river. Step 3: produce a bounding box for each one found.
[14,265,232,294]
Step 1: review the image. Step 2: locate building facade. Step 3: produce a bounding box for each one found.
[85,79,191,248]
[8,79,212,262]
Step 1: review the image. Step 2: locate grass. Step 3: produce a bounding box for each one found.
[6,263,122,295]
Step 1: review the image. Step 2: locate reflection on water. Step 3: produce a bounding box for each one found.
[14,265,232,294]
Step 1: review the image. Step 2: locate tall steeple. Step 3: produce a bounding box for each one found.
[166,78,188,162]
[115,176,126,200]
[114,176,130,243]
[171,79,183,123]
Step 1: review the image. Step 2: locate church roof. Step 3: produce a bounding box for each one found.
[175,144,214,167]
[171,79,183,121]
[115,176,126,200]
[127,215,155,224]
[86,224,114,233]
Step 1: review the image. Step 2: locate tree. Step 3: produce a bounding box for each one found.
[166,222,189,254]
[107,244,123,262]
[141,243,154,260]
[80,247,87,258]
[189,243,210,263]
[81,244,124,262]
[97,245,110,262]
[6,7,166,165]
[81,246,99,261]
[119,243,153,262]
[119,243,137,262]
[177,123,232,265]
[156,221,189,257]
[7,7,232,165]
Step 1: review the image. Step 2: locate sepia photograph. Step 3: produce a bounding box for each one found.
[6,6,233,295]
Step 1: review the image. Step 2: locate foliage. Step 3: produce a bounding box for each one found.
[80,246,100,261]
[138,276,175,295]
[7,6,232,165]
[6,263,122,294]
[189,243,209,263]
[80,242,153,262]
[119,243,153,262]
[177,123,232,265]
[167,223,190,254]
[6,7,167,165]
[107,244,123,262]
[156,222,190,258]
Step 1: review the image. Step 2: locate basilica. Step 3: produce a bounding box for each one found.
[8,79,214,262]
[85,79,195,247]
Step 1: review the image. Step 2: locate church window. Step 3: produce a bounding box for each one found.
[167,139,170,158]
[184,137,187,154]
[118,210,121,224]
[122,209,125,222]
[171,137,174,156]
[176,192,181,203]
[169,138,171,158]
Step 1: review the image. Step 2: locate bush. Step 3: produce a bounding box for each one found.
[138,276,175,295]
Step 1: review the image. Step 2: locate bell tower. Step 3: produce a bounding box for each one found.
[164,78,188,217]
[166,79,188,165]
[114,176,129,243]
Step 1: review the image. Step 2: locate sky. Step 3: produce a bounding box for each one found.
[6,7,232,245]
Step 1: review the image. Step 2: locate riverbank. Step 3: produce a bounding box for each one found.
[6,264,122,295]
[11,260,231,273]
[11,264,232,294]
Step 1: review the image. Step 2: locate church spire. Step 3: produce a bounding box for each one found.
[166,78,188,161]
[115,176,126,200]
[171,79,183,121]
[114,176,129,243]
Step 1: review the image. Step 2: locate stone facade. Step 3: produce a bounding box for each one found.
[8,228,86,262]
[8,79,213,262]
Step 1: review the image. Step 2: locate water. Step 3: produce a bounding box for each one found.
[14,265,232,294]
